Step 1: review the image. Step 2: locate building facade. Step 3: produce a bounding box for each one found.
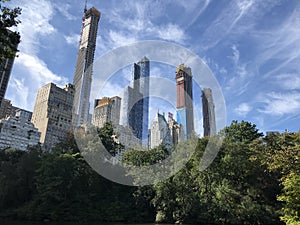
[202,88,216,137]
[168,116,184,146]
[176,64,194,139]
[31,83,74,150]
[0,99,18,119]
[73,7,101,127]
[150,112,172,149]
[0,109,40,151]
[93,96,121,128]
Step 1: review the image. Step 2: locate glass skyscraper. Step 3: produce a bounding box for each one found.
[136,57,150,146]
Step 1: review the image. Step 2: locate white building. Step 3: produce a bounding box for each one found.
[0,109,41,151]
[150,112,172,149]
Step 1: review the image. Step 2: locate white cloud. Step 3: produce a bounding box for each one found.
[8,78,29,108]
[16,54,67,86]
[64,34,80,46]
[53,2,77,20]
[15,0,56,54]
[275,73,300,90]
[156,24,186,43]
[234,103,252,116]
[108,31,137,48]
[254,4,300,77]
[258,92,300,116]
[7,0,69,110]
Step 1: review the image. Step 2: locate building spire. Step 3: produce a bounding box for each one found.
[84,0,87,12]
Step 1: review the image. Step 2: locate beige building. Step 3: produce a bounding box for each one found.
[168,117,184,146]
[31,83,74,150]
[93,96,121,128]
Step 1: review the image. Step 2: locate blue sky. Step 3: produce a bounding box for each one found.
[6,0,300,134]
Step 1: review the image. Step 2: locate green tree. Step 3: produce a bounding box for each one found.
[97,122,124,156]
[0,0,21,64]
[252,131,300,225]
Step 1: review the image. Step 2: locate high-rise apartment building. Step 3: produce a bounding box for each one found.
[93,96,121,128]
[176,64,194,139]
[31,83,74,150]
[202,88,216,137]
[0,109,40,151]
[73,7,101,127]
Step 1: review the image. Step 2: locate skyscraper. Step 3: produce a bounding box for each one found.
[32,83,74,150]
[72,6,101,127]
[137,57,150,146]
[176,64,194,139]
[120,57,149,145]
[202,88,217,137]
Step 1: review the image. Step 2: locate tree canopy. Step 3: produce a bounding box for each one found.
[0,0,21,65]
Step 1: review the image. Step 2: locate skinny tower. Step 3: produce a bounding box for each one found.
[176,64,194,139]
[202,88,216,136]
[72,6,101,127]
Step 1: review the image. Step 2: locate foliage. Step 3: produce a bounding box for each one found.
[0,121,299,225]
[97,122,124,156]
[252,131,300,225]
[0,0,21,65]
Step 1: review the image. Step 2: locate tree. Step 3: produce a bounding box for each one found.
[252,131,300,225]
[97,122,124,156]
[0,0,21,65]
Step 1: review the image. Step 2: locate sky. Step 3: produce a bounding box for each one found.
[5,0,300,135]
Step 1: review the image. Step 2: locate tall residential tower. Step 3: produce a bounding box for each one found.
[202,88,216,137]
[72,6,101,127]
[176,64,194,139]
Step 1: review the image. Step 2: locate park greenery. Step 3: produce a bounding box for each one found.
[0,0,21,66]
[0,121,299,225]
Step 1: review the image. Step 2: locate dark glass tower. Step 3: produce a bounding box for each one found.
[202,88,216,136]
[72,7,100,127]
[136,57,150,146]
[176,64,194,139]
[0,57,15,107]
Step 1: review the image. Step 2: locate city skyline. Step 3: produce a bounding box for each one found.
[5,0,300,134]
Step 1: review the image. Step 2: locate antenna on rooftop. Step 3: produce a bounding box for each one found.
[84,0,87,12]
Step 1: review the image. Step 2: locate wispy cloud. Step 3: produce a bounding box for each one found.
[258,92,300,116]
[275,73,300,90]
[64,34,80,46]
[234,103,252,116]
[7,0,69,110]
